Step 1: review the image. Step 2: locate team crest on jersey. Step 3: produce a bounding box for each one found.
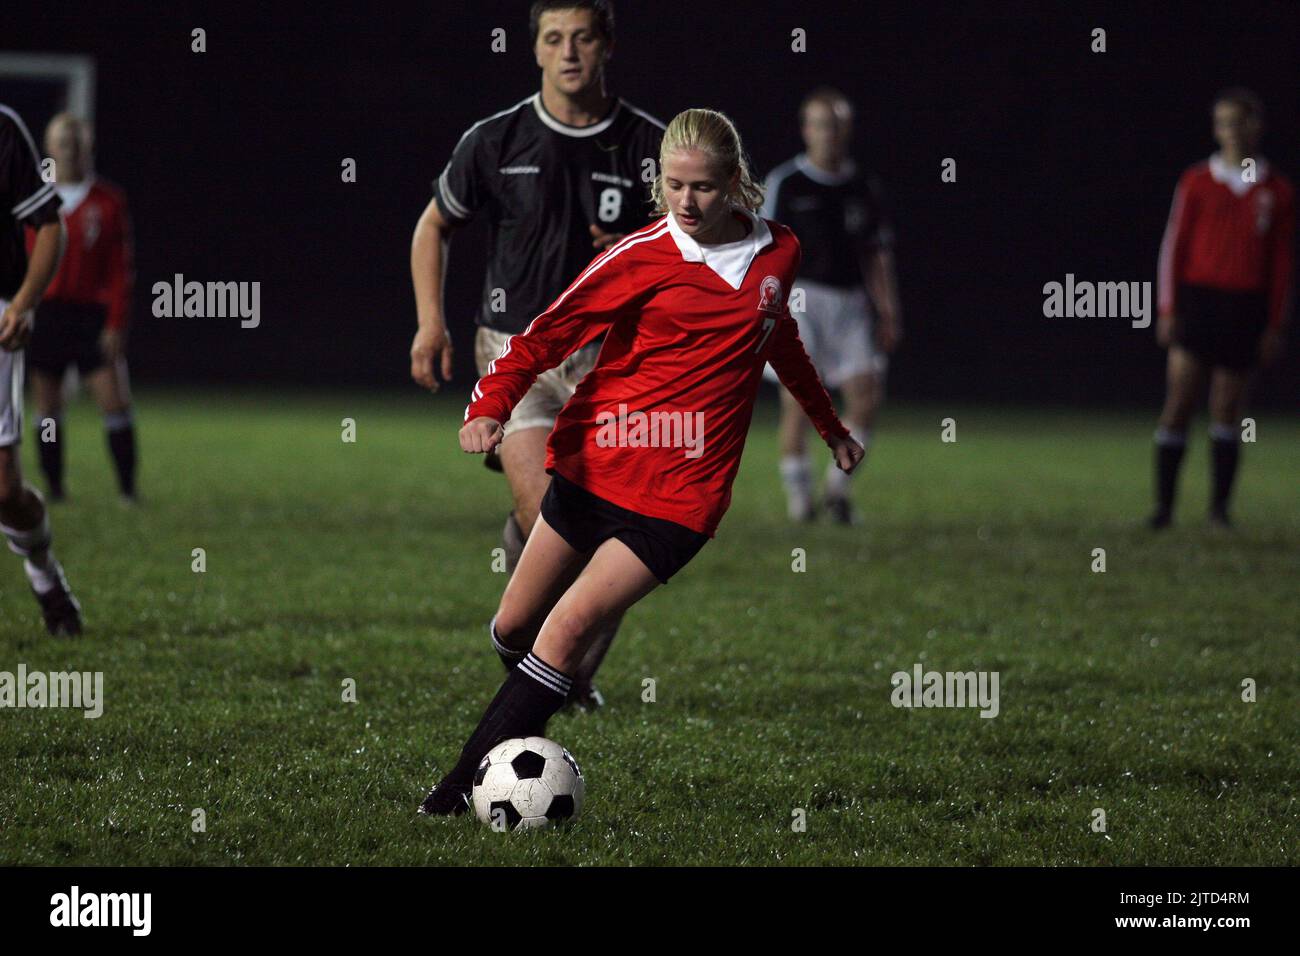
[758,275,784,313]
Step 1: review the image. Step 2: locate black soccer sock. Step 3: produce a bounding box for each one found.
[104,410,137,498]
[441,652,571,789]
[1209,425,1240,515]
[35,415,64,498]
[490,615,527,671]
[1153,428,1187,517]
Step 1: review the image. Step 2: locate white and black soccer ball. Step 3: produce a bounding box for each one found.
[472,736,585,831]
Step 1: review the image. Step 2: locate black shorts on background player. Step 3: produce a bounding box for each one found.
[1174,283,1269,371]
[540,471,707,585]
[28,302,109,377]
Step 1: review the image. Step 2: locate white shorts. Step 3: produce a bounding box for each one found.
[763,279,885,390]
[474,326,601,438]
[0,299,23,447]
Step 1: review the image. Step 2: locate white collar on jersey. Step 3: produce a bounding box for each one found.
[531,93,621,137]
[1209,152,1268,196]
[795,153,857,186]
[666,205,773,290]
[54,176,95,215]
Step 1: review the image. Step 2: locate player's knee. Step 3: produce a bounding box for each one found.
[549,608,598,650]
[492,610,536,651]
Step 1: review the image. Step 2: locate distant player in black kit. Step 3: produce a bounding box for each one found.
[1153,88,1294,528]
[0,104,83,635]
[409,1,663,707]
[29,113,138,504]
[762,88,901,524]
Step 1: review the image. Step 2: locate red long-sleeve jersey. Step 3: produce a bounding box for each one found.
[465,209,850,536]
[1158,155,1294,328]
[28,177,134,330]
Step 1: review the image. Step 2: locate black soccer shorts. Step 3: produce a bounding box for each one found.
[28,301,110,377]
[539,470,708,585]
[1174,283,1269,371]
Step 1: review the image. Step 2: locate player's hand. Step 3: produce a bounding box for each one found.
[1258,326,1284,367]
[589,224,625,250]
[411,324,454,392]
[99,327,126,363]
[0,305,33,352]
[1156,313,1175,349]
[877,314,903,353]
[829,434,865,474]
[460,416,504,455]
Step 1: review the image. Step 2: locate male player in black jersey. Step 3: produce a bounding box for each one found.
[763,88,902,525]
[0,103,83,635]
[409,1,663,710]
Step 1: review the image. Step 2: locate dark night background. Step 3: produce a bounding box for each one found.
[3,0,1297,408]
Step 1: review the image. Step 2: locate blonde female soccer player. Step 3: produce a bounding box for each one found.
[420,108,862,815]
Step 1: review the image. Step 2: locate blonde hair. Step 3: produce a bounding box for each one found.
[650,109,765,214]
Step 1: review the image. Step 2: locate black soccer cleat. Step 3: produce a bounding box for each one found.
[1208,507,1232,529]
[563,682,605,714]
[417,782,471,817]
[824,495,861,526]
[1148,509,1172,530]
[31,573,82,637]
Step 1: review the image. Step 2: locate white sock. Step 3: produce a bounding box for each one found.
[1,506,62,592]
[826,428,870,499]
[24,556,65,595]
[779,454,813,518]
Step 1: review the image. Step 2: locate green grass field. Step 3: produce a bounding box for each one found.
[1,390,1295,865]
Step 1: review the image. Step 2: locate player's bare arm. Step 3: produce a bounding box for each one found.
[0,219,64,351]
[863,245,902,353]
[409,195,459,390]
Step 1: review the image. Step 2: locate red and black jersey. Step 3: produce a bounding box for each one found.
[465,209,849,536]
[0,104,62,300]
[29,177,134,330]
[1158,154,1295,328]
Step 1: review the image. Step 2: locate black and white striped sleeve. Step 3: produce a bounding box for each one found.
[0,107,60,227]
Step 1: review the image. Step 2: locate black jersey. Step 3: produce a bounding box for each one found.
[433,92,664,334]
[762,154,893,290]
[1,105,62,300]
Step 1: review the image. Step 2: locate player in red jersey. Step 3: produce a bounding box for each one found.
[27,114,138,503]
[1152,88,1294,528]
[419,108,863,815]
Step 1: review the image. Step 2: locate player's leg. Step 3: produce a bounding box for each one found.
[489,509,589,668]
[420,535,659,816]
[1151,345,1206,528]
[777,384,815,521]
[0,348,81,635]
[85,356,137,502]
[1206,366,1250,526]
[820,288,878,524]
[823,368,875,525]
[29,368,66,501]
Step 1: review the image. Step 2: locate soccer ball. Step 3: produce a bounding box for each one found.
[472,736,585,831]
